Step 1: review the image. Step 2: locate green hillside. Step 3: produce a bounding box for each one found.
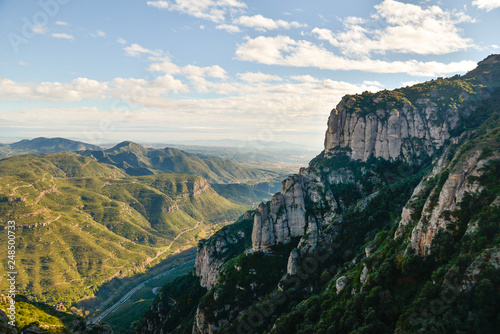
[0,295,112,334]
[0,152,245,310]
[80,141,280,183]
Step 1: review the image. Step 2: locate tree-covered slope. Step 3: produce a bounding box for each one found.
[0,152,245,309]
[80,141,280,184]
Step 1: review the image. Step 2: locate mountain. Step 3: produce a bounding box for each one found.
[138,55,500,333]
[0,152,245,310]
[0,137,102,157]
[80,141,280,183]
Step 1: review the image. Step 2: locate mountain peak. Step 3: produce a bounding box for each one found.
[478,53,500,66]
[323,55,500,162]
[108,141,148,154]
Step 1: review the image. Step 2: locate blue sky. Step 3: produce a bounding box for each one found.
[0,0,499,149]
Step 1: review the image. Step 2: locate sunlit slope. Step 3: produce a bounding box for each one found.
[0,152,244,305]
[81,141,279,183]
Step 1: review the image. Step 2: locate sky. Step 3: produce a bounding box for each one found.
[0,0,499,149]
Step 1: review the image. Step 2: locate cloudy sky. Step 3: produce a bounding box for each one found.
[0,0,499,149]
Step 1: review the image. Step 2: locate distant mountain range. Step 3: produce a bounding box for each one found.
[0,137,101,157]
[161,139,318,151]
[0,138,281,184]
[79,141,280,184]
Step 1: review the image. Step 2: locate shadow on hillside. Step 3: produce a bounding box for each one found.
[77,247,197,315]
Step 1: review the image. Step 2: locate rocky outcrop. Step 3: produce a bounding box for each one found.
[251,175,307,251]
[191,179,211,197]
[251,167,349,252]
[324,94,460,162]
[460,246,500,291]
[396,137,499,255]
[195,218,252,289]
[336,276,349,294]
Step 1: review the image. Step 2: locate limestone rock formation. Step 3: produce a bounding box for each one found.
[324,94,460,161]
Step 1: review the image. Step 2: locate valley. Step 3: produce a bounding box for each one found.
[0,141,292,332]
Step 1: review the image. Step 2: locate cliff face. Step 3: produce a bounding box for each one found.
[194,214,254,289]
[395,132,499,255]
[324,53,500,162]
[323,95,459,161]
[139,55,500,334]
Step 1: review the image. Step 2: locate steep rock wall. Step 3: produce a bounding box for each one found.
[324,95,459,161]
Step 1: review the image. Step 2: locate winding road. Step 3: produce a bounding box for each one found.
[89,221,201,324]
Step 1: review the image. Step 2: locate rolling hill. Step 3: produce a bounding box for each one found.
[0,137,101,157]
[79,141,280,183]
[0,152,245,309]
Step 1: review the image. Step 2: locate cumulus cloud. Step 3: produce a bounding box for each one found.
[55,21,69,26]
[236,35,477,76]
[117,37,127,44]
[0,76,384,146]
[148,58,181,74]
[146,0,246,23]
[312,0,475,57]
[124,43,163,58]
[52,33,74,40]
[290,75,320,83]
[0,77,108,102]
[237,72,283,82]
[216,24,241,33]
[472,0,500,11]
[233,15,306,31]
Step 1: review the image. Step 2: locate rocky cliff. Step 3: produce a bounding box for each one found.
[195,214,253,289]
[138,55,500,334]
[324,54,500,162]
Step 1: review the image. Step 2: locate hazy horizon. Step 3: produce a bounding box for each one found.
[1,0,499,148]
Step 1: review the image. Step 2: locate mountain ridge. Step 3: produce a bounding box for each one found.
[138,54,500,334]
[80,141,279,184]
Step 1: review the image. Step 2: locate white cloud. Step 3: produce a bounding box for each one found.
[97,30,106,37]
[148,59,181,74]
[290,75,320,83]
[233,15,306,31]
[117,37,127,44]
[124,43,163,58]
[237,72,283,82]
[33,24,48,34]
[216,24,241,33]
[18,61,29,66]
[312,0,475,57]
[472,0,500,11]
[146,0,246,23]
[236,35,477,76]
[52,33,74,40]
[55,21,69,26]
[111,74,189,100]
[0,76,384,147]
[0,73,190,104]
[183,64,228,79]
[0,77,108,102]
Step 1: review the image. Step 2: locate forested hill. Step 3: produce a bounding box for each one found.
[80,141,279,183]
